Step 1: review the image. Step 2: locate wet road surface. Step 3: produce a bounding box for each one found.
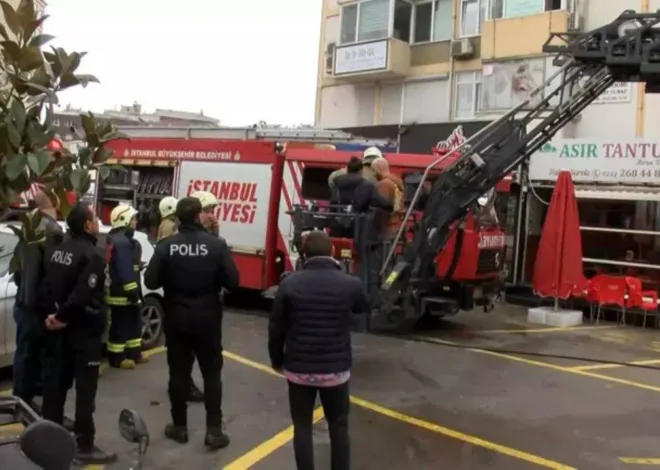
[2,305,660,468]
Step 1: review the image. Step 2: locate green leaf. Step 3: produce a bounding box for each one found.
[23,15,47,41]
[6,153,27,180]
[28,34,54,47]
[6,121,21,149]
[105,164,126,174]
[80,113,94,135]
[0,1,22,35]
[17,0,36,28]
[9,253,21,274]
[0,23,9,41]
[1,40,22,61]
[69,167,86,191]
[75,74,99,87]
[11,98,26,132]
[27,150,49,175]
[77,146,91,166]
[98,165,110,180]
[17,46,42,71]
[58,73,78,89]
[92,147,113,164]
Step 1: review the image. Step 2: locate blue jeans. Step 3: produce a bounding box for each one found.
[12,304,27,395]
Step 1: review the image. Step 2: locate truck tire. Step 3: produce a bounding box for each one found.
[141,296,164,350]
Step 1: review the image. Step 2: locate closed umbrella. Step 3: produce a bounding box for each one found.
[532,170,583,308]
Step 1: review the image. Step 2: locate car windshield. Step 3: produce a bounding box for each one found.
[0,232,18,276]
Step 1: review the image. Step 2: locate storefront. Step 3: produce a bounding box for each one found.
[520,138,660,294]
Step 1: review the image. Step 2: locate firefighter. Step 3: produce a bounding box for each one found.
[328,146,383,190]
[105,203,147,369]
[41,201,117,465]
[191,190,220,235]
[157,196,178,242]
[144,197,239,449]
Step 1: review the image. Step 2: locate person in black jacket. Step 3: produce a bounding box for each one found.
[12,191,65,415]
[144,197,239,449]
[41,201,117,465]
[331,156,393,213]
[269,230,369,470]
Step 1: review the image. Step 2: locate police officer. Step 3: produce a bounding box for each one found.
[156,195,205,403]
[157,196,178,242]
[145,197,238,449]
[105,204,147,369]
[41,201,117,465]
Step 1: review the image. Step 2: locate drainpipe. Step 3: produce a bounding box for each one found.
[635,0,649,137]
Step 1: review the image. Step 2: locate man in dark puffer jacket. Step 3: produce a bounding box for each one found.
[269,231,369,470]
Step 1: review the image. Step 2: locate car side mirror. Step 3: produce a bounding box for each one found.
[119,409,149,444]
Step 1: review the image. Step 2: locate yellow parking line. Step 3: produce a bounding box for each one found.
[478,325,614,334]
[224,407,324,469]
[414,336,660,394]
[223,351,575,469]
[565,359,660,371]
[620,457,660,465]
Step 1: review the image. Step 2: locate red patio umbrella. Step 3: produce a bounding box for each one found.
[532,170,583,306]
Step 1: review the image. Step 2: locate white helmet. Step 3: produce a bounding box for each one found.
[362,147,383,165]
[158,196,178,218]
[110,203,137,229]
[191,190,218,209]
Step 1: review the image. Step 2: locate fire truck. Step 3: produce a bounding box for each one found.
[99,127,509,307]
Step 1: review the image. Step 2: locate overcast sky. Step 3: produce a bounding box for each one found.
[45,0,321,126]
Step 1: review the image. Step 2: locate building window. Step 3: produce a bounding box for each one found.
[459,0,481,37]
[484,0,564,21]
[455,71,482,119]
[340,0,390,44]
[412,0,451,43]
[480,59,545,111]
[393,0,412,42]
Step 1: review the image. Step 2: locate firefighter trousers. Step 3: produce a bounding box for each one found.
[43,330,102,449]
[166,325,223,428]
[107,305,142,366]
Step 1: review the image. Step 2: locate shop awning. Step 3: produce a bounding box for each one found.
[533,184,660,201]
[573,185,660,201]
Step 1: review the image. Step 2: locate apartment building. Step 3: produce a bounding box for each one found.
[315,0,659,152]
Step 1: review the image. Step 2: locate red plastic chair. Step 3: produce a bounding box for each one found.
[624,276,659,328]
[592,275,628,325]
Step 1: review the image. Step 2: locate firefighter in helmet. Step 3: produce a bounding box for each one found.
[105,204,147,369]
[157,196,178,242]
[328,146,382,190]
[191,191,220,235]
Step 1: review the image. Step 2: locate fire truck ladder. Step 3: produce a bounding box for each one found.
[116,126,395,148]
[381,10,660,311]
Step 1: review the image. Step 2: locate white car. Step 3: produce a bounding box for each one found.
[0,223,165,368]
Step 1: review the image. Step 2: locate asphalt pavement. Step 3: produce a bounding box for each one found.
[3,304,660,468]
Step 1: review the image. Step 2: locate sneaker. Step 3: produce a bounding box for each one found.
[204,425,230,450]
[187,383,204,403]
[164,424,188,444]
[119,359,136,370]
[74,445,118,465]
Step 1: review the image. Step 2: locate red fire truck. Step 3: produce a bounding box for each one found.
[101,129,508,327]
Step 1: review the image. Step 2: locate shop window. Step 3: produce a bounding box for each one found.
[301,167,335,201]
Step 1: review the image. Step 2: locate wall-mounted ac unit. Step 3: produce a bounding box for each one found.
[450,38,474,59]
[325,43,336,75]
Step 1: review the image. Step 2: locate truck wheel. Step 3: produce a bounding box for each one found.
[141,296,164,350]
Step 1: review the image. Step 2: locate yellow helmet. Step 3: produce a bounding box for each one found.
[158,196,178,218]
[191,190,218,209]
[110,203,137,229]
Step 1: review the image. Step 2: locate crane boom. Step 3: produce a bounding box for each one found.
[381,10,660,296]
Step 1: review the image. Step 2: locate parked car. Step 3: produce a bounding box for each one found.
[0,223,165,369]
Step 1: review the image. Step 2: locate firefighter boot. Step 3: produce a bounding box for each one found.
[119,359,136,370]
[164,424,189,444]
[74,445,118,465]
[205,424,230,450]
[136,354,150,364]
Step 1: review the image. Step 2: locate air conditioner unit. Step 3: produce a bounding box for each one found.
[325,42,336,75]
[450,38,474,59]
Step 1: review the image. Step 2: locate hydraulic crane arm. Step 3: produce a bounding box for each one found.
[382,9,660,292]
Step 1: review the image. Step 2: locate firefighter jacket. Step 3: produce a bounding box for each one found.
[157,216,178,242]
[14,212,64,314]
[144,222,239,333]
[41,231,106,335]
[105,228,142,306]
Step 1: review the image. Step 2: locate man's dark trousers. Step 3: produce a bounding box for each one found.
[44,329,102,449]
[288,381,350,470]
[13,304,47,399]
[166,323,222,428]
